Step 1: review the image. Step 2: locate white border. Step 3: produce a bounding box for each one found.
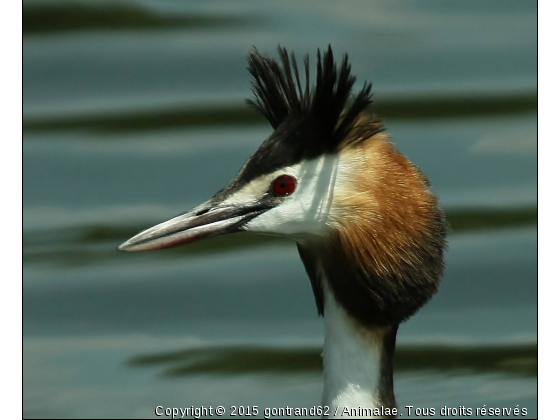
[5,1,22,417]
[538,1,553,418]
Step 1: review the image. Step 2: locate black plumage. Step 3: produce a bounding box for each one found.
[247,45,382,153]
[212,46,384,201]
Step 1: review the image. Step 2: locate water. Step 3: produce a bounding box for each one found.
[23,1,537,418]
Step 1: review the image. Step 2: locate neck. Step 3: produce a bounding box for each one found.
[322,284,398,418]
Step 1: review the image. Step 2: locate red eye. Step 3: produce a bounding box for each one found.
[271,174,297,196]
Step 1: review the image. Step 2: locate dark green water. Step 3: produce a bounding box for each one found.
[23,1,537,418]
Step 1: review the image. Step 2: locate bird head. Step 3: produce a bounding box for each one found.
[120,46,446,327]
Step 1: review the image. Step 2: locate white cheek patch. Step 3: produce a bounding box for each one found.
[240,155,341,239]
[221,175,270,207]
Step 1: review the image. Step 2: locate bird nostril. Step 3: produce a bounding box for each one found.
[195,208,210,216]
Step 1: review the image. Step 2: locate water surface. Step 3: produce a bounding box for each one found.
[23,1,537,418]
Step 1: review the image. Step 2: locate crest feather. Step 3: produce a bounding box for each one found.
[246,45,383,152]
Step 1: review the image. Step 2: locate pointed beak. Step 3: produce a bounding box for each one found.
[118,201,270,252]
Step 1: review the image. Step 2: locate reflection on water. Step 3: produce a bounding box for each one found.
[22,207,537,268]
[23,1,252,36]
[23,0,537,418]
[129,344,537,378]
[23,91,537,132]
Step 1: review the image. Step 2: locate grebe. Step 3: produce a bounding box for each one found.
[120,46,446,418]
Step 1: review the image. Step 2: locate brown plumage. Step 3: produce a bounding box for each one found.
[299,130,446,327]
[120,46,447,416]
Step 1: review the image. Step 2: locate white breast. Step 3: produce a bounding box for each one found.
[322,279,385,418]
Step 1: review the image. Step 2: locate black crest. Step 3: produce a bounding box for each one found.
[246,45,383,154]
[212,46,384,200]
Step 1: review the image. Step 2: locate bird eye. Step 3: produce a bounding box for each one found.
[271,174,297,196]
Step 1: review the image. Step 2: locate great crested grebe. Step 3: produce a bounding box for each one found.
[120,46,446,418]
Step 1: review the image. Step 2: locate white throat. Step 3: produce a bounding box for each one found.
[322,282,389,418]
